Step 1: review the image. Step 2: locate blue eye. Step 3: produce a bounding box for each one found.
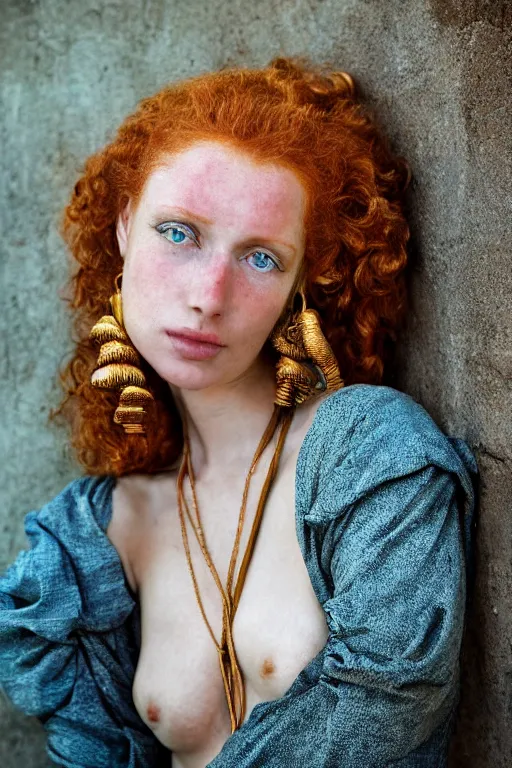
[247,251,278,273]
[168,228,187,244]
[157,223,195,245]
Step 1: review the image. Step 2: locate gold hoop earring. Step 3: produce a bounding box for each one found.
[89,273,155,434]
[270,286,343,408]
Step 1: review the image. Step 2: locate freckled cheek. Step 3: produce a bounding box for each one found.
[123,245,181,309]
[231,280,288,339]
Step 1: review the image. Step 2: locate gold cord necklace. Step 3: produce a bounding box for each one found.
[175,404,295,733]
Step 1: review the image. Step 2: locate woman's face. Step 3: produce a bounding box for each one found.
[116,140,306,391]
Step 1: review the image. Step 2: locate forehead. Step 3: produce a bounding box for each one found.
[140,141,306,237]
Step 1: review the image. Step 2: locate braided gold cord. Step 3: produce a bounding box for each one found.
[175,405,294,732]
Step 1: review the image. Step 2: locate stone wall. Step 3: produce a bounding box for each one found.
[1,1,510,765]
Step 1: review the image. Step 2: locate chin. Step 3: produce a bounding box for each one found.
[149,360,232,392]
[155,368,217,391]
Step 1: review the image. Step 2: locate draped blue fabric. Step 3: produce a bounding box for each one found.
[0,385,477,767]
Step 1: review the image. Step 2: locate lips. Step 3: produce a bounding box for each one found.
[166,328,224,346]
[165,329,225,360]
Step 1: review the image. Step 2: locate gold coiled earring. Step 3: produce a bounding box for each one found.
[271,286,344,408]
[89,273,155,434]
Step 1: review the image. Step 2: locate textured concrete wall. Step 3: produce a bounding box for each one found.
[1,1,510,766]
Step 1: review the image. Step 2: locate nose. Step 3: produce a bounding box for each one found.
[188,251,233,318]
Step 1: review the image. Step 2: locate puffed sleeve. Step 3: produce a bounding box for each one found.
[206,385,477,768]
[0,476,169,768]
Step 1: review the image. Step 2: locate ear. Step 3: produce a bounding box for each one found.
[116,198,132,259]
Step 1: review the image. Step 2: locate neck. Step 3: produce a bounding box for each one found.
[171,358,280,480]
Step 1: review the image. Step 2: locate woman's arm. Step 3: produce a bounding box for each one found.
[0,477,168,768]
[205,466,467,767]
[205,386,477,767]
[318,464,465,765]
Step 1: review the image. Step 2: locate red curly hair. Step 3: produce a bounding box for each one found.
[57,55,410,476]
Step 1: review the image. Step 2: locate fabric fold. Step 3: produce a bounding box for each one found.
[0,476,168,767]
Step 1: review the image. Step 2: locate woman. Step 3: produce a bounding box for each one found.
[0,57,477,767]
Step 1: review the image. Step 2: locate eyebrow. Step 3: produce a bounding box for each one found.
[155,205,298,256]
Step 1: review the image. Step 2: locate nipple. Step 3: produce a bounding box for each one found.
[260,658,275,678]
[147,702,161,724]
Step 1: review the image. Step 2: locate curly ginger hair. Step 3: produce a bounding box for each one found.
[57,56,410,476]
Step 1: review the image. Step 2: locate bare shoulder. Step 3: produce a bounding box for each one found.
[108,470,177,593]
[107,475,142,593]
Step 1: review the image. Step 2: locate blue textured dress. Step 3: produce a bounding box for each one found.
[0,385,478,767]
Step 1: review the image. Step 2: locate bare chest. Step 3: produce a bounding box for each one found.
[127,437,329,762]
